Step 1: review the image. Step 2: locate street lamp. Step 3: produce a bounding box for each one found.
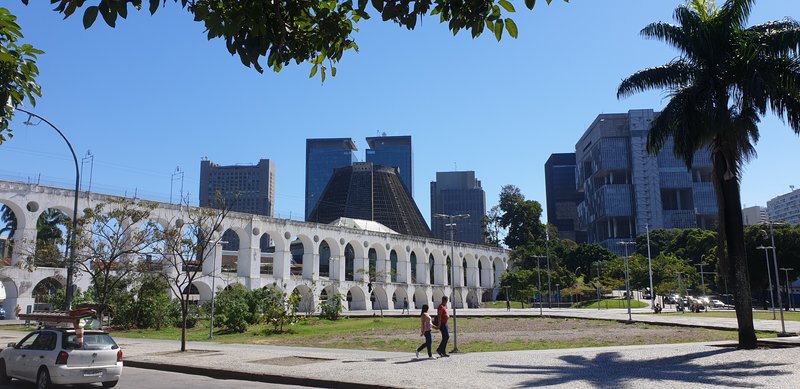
[532,255,545,316]
[545,230,552,308]
[433,213,469,354]
[617,241,636,323]
[780,268,794,312]
[645,224,655,309]
[595,261,602,310]
[18,108,80,310]
[756,245,776,320]
[762,222,792,336]
[208,239,228,339]
[696,260,709,297]
[674,271,685,313]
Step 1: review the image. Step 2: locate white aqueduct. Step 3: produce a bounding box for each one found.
[0,180,508,318]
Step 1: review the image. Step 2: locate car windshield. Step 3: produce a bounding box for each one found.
[62,333,119,350]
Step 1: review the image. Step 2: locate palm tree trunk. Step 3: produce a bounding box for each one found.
[712,149,757,349]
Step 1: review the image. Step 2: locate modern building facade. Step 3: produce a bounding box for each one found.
[305,138,358,220]
[430,171,486,244]
[366,135,413,197]
[575,109,718,253]
[199,158,276,216]
[308,162,432,237]
[767,188,800,225]
[544,153,587,243]
[742,206,768,226]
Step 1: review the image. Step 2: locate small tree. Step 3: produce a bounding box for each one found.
[155,201,230,351]
[319,291,345,321]
[73,199,158,320]
[262,286,301,334]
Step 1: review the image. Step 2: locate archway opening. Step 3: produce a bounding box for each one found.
[410,252,417,284]
[390,250,398,283]
[220,229,240,274]
[463,259,468,286]
[33,277,64,306]
[0,202,21,263]
[392,288,408,311]
[319,240,330,278]
[259,233,274,275]
[368,248,377,281]
[429,254,435,285]
[292,285,314,314]
[35,208,70,267]
[290,237,305,276]
[446,256,452,286]
[346,286,366,311]
[344,244,355,281]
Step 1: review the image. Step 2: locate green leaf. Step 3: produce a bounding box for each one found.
[505,18,518,38]
[149,0,160,14]
[486,19,494,32]
[494,19,503,41]
[310,65,318,78]
[99,4,117,28]
[498,0,515,13]
[331,66,337,77]
[83,6,99,29]
[524,0,535,10]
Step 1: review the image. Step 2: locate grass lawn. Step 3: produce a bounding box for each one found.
[480,301,528,309]
[572,299,648,309]
[650,309,800,321]
[101,316,768,353]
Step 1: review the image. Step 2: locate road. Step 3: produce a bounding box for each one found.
[0,367,312,389]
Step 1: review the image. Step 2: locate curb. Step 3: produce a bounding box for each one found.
[125,359,403,389]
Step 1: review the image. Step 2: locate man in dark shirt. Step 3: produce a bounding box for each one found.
[436,296,450,357]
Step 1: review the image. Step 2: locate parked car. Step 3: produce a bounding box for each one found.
[0,328,123,388]
[710,299,725,308]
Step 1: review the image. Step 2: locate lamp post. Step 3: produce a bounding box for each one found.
[545,230,552,309]
[433,213,469,354]
[595,261,602,310]
[18,108,80,311]
[645,224,655,309]
[617,241,636,323]
[696,260,709,297]
[756,245,776,320]
[555,284,560,307]
[209,239,228,339]
[780,268,794,312]
[764,222,791,335]
[675,271,685,313]
[532,255,545,316]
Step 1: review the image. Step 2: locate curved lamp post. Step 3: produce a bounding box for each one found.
[17,108,80,311]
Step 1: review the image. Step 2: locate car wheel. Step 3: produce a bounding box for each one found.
[102,380,119,388]
[36,367,52,389]
[0,359,10,384]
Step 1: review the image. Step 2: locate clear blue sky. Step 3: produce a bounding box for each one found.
[1,1,798,225]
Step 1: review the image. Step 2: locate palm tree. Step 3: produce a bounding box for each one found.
[0,205,16,239]
[617,0,800,349]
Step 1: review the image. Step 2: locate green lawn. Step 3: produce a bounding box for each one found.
[480,301,528,309]
[651,310,800,321]
[572,299,648,309]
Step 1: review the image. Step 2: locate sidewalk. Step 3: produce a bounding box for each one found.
[1,310,798,388]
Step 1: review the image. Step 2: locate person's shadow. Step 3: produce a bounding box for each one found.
[484,348,790,388]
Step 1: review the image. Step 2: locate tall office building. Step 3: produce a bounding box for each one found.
[742,206,768,226]
[199,158,276,216]
[305,138,358,220]
[366,135,413,196]
[544,153,587,243]
[430,171,486,244]
[308,163,431,237]
[767,188,800,225]
[575,109,718,253]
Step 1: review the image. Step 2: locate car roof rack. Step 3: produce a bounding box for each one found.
[17,309,98,329]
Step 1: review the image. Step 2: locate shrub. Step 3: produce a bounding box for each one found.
[319,292,344,321]
[213,284,250,333]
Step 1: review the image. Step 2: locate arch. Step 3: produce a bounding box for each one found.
[34,208,71,267]
[390,250,398,283]
[410,252,417,284]
[345,240,366,282]
[346,286,367,311]
[292,284,315,314]
[344,243,355,281]
[220,228,243,274]
[290,235,314,277]
[431,289,445,308]
[32,277,64,304]
[413,287,429,310]
[0,200,23,263]
[318,237,342,280]
[466,289,479,308]
[446,256,452,286]
[189,280,212,303]
[0,276,19,318]
[258,232,274,276]
[320,284,338,302]
[479,256,493,288]
[319,240,331,278]
[370,285,388,311]
[392,287,408,310]
[367,243,387,282]
[429,254,435,285]
[493,257,505,286]
[462,258,468,286]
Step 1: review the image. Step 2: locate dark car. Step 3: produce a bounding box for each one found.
[0,307,5,320]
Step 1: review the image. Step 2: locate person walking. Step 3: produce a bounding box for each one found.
[402,298,409,314]
[415,304,437,359]
[436,296,450,357]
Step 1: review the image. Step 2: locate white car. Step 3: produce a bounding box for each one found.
[710,299,726,308]
[0,328,123,388]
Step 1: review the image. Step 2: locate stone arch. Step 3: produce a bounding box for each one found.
[462,258,468,287]
[220,227,245,274]
[392,287,408,310]
[34,207,71,267]
[0,275,19,318]
[432,289,445,308]
[493,257,506,286]
[429,254,436,285]
[344,243,356,281]
[345,240,366,282]
[32,276,64,304]
[446,256,452,286]
[370,285,388,311]
[389,249,399,283]
[292,284,315,314]
[318,237,341,280]
[346,286,367,311]
[479,256,492,288]
[413,287,429,310]
[320,284,338,303]
[258,232,274,276]
[466,289,479,308]
[290,234,314,278]
[189,280,212,303]
[367,243,387,282]
[0,200,25,264]
[410,252,418,284]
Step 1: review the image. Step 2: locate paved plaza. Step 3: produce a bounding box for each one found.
[3,307,799,388]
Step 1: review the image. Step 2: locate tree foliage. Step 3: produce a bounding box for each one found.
[0,7,43,144]
[617,0,800,349]
[497,185,546,249]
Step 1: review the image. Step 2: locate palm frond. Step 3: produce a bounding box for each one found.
[748,19,800,58]
[617,61,694,99]
[719,0,755,30]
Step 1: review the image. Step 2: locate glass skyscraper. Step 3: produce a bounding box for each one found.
[305,138,358,220]
[430,171,486,244]
[365,135,413,197]
[575,109,718,253]
[544,153,587,243]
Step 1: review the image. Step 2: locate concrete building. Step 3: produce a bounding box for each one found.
[308,163,431,238]
[742,206,768,226]
[199,158,276,216]
[430,171,486,245]
[305,138,358,220]
[575,109,718,253]
[366,135,413,197]
[544,153,587,243]
[767,188,800,225]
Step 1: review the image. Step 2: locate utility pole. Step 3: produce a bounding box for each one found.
[617,241,636,323]
[646,224,655,309]
[532,255,546,316]
[545,230,552,308]
[433,213,469,353]
[780,268,794,312]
